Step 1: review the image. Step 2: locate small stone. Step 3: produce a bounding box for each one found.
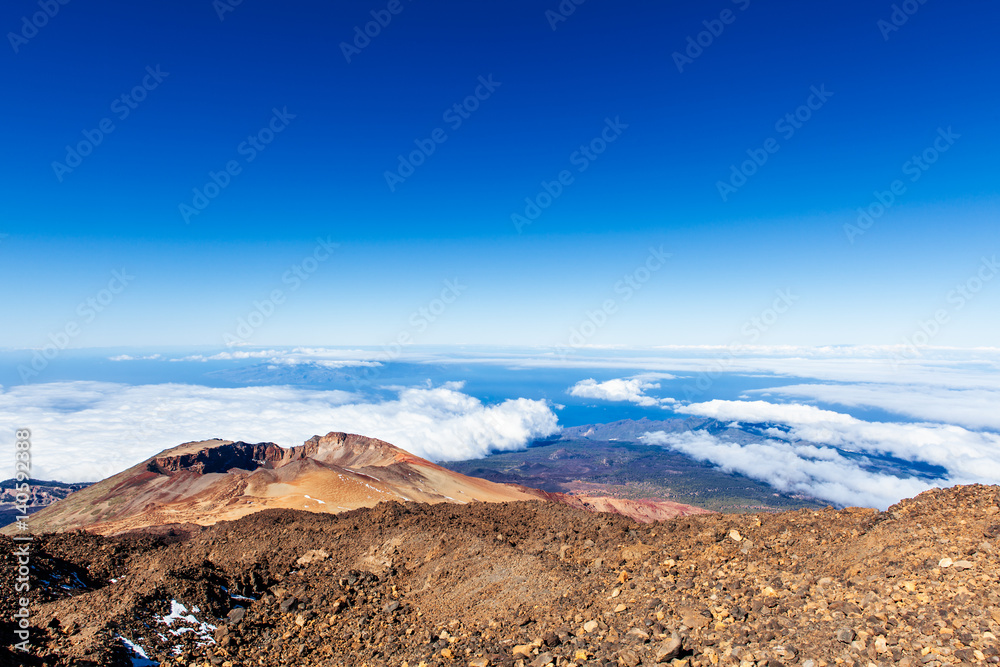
[583,620,599,633]
[279,596,297,613]
[295,549,330,566]
[729,530,742,542]
[383,601,400,613]
[440,647,453,659]
[628,627,650,640]
[656,638,682,663]
[952,559,974,570]
[513,644,534,658]
[542,631,560,647]
[938,557,953,568]
[531,652,554,667]
[835,628,856,643]
[469,659,490,667]
[681,608,710,629]
[614,603,627,613]
[226,607,245,624]
[619,650,640,667]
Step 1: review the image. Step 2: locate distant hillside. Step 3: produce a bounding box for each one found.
[0,478,93,526]
[444,419,827,513]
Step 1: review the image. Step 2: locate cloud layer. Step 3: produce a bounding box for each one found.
[639,430,939,510]
[633,398,1000,509]
[674,399,1000,484]
[756,383,1000,431]
[0,381,559,482]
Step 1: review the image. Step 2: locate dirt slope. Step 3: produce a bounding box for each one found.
[2,484,999,667]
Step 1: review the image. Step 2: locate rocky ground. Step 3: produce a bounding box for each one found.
[2,484,999,667]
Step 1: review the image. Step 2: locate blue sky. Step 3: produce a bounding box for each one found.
[2,0,999,349]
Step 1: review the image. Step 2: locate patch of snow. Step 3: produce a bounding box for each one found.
[155,599,216,645]
[118,634,158,667]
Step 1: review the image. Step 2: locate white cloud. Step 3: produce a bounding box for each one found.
[171,348,381,368]
[674,399,1000,490]
[756,383,1000,431]
[0,381,559,483]
[568,377,675,407]
[109,354,161,361]
[639,430,939,510]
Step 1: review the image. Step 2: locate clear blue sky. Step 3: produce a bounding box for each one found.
[2,0,998,349]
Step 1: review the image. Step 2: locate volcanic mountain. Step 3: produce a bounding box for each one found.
[10,432,708,535]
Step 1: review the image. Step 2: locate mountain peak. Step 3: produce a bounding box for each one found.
[284,431,433,469]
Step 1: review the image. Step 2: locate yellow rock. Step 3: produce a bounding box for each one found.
[440,648,453,659]
[614,603,627,613]
[903,581,916,592]
[574,650,590,661]
[513,644,534,657]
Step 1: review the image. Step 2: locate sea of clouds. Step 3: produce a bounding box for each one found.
[0,380,559,482]
[561,346,1000,509]
[3,344,998,510]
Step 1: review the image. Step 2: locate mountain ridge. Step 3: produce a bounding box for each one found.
[4,432,708,536]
